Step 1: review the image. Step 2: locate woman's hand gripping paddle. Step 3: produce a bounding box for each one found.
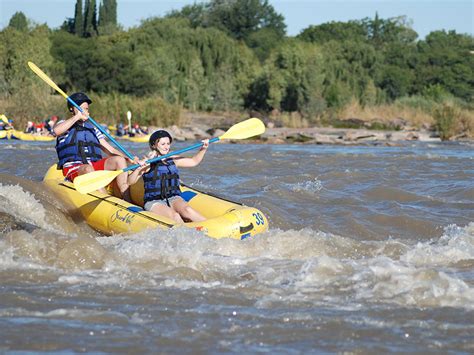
[74,118,265,194]
[27,61,135,160]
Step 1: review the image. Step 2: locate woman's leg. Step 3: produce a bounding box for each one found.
[149,203,184,223]
[171,198,206,222]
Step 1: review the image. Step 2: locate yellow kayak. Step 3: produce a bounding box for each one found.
[43,164,268,240]
[9,130,55,141]
[0,130,8,139]
[116,134,151,143]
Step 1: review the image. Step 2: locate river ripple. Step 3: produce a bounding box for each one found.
[0,140,473,352]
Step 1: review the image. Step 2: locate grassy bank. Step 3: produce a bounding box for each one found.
[0,91,181,130]
[336,97,473,139]
[256,97,473,140]
[1,91,472,140]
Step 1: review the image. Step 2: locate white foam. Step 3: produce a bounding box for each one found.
[286,178,323,194]
[401,223,474,266]
[0,307,130,323]
[0,184,48,230]
[355,256,474,308]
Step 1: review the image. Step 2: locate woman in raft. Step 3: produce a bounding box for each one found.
[128,130,209,223]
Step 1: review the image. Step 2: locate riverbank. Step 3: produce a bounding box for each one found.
[159,112,472,145]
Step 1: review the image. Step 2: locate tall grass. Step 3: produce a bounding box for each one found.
[336,96,473,138]
[1,87,471,139]
[337,97,434,128]
[0,89,181,130]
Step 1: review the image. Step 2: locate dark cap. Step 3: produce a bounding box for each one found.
[67,92,92,111]
[149,130,172,148]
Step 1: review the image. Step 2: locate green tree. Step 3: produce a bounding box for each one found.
[127,17,258,110]
[376,65,414,100]
[321,40,381,106]
[414,30,474,101]
[248,40,326,118]
[98,0,118,35]
[83,0,98,37]
[0,24,64,121]
[363,14,418,48]
[61,18,75,33]
[168,0,286,42]
[51,31,156,95]
[8,12,28,32]
[74,0,83,36]
[298,21,366,44]
[246,27,281,62]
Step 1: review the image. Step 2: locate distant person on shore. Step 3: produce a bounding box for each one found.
[128,130,209,223]
[0,115,14,130]
[53,92,139,202]
[25,121,35,133]
[100,123,110,134]
[130,123,147,136]
[140,126,149,135]
[35,121,46,134]
[116,123,125,137]
[44,116,58,135]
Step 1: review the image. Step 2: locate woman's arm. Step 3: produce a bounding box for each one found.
[174,139,209,168]
[127,162,149,185]
[127,152,154,185]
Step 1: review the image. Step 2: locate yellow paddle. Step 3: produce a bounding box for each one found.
[74,118,265,194]
[27,61,135,160]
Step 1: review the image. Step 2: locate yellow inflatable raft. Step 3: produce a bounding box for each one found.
[8,130,55,141]
[116,134,151,143]
[43,164,268,240]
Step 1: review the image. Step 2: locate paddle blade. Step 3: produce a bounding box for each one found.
[28,61,69,99]
[74,169,123,194]
[219,118,265,140]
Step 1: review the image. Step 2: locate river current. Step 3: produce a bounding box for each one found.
[0,139,473,352]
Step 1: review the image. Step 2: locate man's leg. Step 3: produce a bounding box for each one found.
[104,156,132,202]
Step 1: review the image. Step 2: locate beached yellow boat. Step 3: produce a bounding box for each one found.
[7,130,55,141]
[116,134,151,143]
[43,164,268,240]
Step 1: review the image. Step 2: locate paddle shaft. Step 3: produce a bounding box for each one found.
[66,97,134,160]
[123,137,220,173]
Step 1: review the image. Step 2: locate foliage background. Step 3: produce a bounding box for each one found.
[0,0,472,139]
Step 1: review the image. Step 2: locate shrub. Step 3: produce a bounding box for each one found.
[433,103,460,140]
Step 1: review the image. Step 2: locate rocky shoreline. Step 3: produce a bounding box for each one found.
[164,123,472,146]
[155,113,472,145]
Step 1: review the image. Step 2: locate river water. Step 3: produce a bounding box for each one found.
[0,139,473,353]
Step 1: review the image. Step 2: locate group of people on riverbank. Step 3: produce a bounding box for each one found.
[0,114,59,136]
[1,113,149,140]
[115,122,149,137]
[24,116,59,135]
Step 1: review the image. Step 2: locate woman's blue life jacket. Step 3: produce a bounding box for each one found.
[143,159,181,202]
[56,121,103,169]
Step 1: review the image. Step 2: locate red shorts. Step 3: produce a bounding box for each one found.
[62,158,108,182]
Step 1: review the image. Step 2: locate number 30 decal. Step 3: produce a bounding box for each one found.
[253,212,265,226]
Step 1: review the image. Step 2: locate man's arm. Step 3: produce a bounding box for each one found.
[99,138,139,163]
[53,112,84,136]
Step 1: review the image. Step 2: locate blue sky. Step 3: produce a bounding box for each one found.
[1,0,472,39]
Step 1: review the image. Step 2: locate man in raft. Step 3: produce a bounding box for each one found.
[53,92,139,202]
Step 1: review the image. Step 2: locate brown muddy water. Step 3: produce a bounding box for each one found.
[0,139,473,353]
